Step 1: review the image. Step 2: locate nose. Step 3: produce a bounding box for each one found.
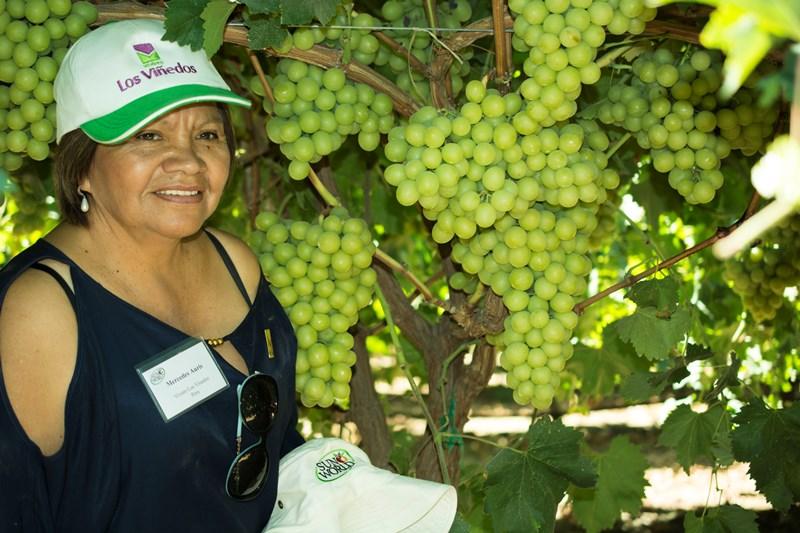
[162,138,207,175]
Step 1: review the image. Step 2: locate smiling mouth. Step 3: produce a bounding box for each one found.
[155,189,203,202]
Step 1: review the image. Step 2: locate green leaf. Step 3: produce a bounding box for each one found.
[243,0,279,14]
[164,0,210,51]
[246,14,288,49]
[279,0,338,25]
[484,417,597,533]
[201,0,237,57]
[731,400,800,512]
[620,364,690,403]
[615,307,691,361]
[658,404,732,473]
[570,436,649,533]
[569,327,647,397]
[625,277,680,312]
[448,513,471,533]
[683,505,759,533]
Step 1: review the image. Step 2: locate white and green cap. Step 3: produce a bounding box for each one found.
[264,438,457,532]
[54,19,251,144]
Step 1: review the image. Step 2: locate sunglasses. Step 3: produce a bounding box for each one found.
[225,372,279,500]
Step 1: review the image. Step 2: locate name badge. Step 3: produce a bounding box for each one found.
[135,338,230,422]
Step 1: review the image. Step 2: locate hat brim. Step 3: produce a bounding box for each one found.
[80,84,251,144]
[341,471,458,533]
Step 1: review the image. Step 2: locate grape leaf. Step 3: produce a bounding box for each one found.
[569,327,647,397]
[484,417,596,533]
[625,277,680,312]
[658,404,732,473]
[448,513,470,533]
[279,0,338,25]
[620,364,689,403]
[570,436,649,533]
[683,505,759,533]
[243,0,279,14]
[163,0,210,51]
[614,307,691,361]
[201,0,237,57]
[731,400,800,512]
[246,14,288,49]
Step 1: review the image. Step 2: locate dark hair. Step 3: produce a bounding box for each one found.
[54,104,237,226]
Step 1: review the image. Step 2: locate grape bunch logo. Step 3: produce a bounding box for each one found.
[133,43,162,67]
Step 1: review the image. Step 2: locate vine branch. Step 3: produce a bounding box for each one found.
[248,51,274,105]
[491,0,511,92]
[574,189,762,314]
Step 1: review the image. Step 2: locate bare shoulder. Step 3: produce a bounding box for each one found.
[0,267,78,455]
[205,228,262,296]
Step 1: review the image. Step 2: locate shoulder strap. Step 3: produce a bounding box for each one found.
[205,231,253,307]
[0,240,75,306]
[30,263,77,308]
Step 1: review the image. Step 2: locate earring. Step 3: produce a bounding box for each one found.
[78,188,89,213]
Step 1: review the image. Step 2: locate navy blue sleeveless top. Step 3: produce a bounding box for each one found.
[0,233,303,532]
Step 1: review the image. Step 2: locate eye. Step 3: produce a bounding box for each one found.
[198,130,221,141]
[135,131,161,141]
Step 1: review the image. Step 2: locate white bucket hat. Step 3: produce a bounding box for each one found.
[54,19,251,144]
[264,438,457,533]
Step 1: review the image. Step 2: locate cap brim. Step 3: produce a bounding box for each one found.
[342,473,458,533]
[80,84,251,144]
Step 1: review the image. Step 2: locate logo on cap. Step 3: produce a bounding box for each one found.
[315,449,356,482]
[133,43,162,67]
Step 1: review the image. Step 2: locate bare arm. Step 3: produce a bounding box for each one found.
[0,268,78,456]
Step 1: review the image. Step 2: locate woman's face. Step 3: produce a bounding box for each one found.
[81,104,231,241]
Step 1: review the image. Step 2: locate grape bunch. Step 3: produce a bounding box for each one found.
[258,59,395,181]
[724,215,800,323]
[509,0,656,129]
[252,207,377,408]
[382,79,620,408]
[0,0,96,171]
[596,44,778,204]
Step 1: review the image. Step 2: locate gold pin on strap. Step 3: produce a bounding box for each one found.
[206,337,225,347]
[264,328,275,358]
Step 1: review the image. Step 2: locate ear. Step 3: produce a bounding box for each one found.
[79,177,91,194]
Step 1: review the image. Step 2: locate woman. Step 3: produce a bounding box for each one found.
[0,19,303,532]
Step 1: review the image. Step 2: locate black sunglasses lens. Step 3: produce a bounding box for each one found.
[240,375,278,434]
[227,443,269,500]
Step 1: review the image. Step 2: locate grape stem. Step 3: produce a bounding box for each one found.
[596,44,635,69]
[574,189,761,315]
[373,249,449,309]
[423,0,439,36]
[248,51,275,106]
[373,32,432,77]
[306,166,341,208]
[605,132,632,159]
[305,167,447,310]
[375,285,451,485]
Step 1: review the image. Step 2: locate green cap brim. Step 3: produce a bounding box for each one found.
[80,84,252,144]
